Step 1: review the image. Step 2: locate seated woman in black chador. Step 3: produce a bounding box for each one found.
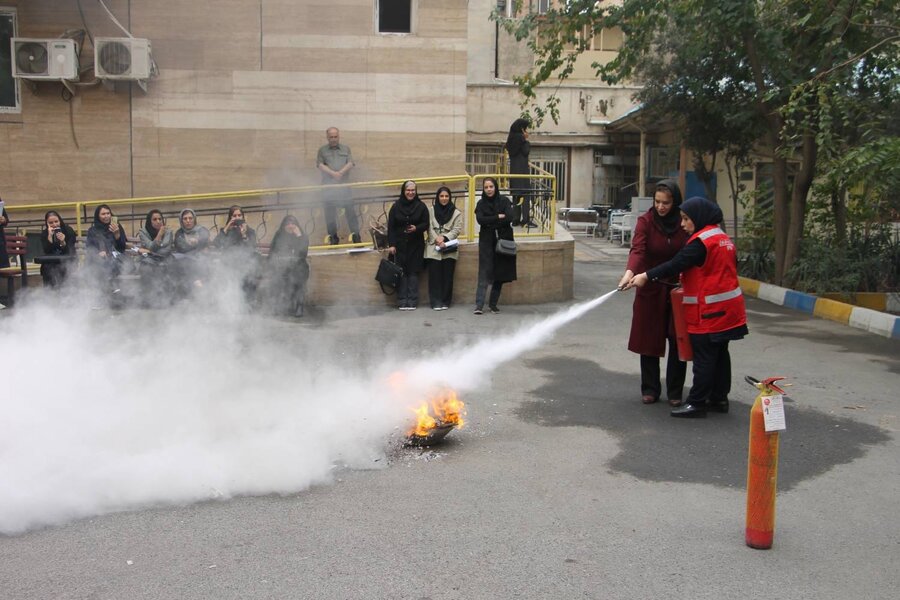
[85,204,127,292]
[137,209,176,305]
[39,210,77,288]
[266,214,310,317]
[386,180,429,311]
[173,208,211,292]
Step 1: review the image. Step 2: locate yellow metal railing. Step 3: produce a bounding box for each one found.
[3,172,557,249]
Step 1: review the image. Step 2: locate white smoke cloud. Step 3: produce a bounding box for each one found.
[0,282,618,535]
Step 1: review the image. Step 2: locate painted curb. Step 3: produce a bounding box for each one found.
[739,277,900,340]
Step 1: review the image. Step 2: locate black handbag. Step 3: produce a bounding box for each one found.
[495,238,517,256]
[375,255,403,293]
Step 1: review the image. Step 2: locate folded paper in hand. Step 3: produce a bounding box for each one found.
[436,239,459,253]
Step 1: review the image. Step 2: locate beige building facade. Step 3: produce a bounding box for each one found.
[466,0,643,209]
[0,0,468,205]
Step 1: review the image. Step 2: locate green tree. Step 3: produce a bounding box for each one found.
[499,0,900,285]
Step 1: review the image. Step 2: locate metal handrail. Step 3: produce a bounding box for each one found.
[3,172,557,247]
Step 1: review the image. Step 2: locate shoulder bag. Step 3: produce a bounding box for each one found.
[495,238,517,256]
[375,253,403,293]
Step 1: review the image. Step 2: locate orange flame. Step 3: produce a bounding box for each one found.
[407,388,466,436]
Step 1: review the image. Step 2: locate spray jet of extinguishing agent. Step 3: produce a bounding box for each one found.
[744,375,791,550]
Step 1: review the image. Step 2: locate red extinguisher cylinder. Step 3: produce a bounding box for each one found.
[745,394,780,549]
[670,288,693,362]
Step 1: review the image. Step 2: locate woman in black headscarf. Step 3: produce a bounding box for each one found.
[624,197,748,418]
[424,186,463,310]
[215,205,258,251]
[506,117,533,227]
[0,197,9,269]
[173,208,211,294]
[215,204,262,305]
[267,214,310,317]
[137,209,175,305]
[474,177,516,314]
[387,180,429,310]
[85,204,127,292]
[617,179,689,406]
[39,210,77,288]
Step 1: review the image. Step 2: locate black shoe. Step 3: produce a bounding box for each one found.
[329,235,340,245]
[473,307,483,315]
[489,305,500,314]
[350,232,361,243]
[709,400,729,413]
[525,221,539,228]
[671,403,707,418]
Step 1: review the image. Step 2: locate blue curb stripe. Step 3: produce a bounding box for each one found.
[893,318,900,340]
[784,290,816,314]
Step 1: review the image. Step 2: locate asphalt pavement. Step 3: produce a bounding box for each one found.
[1,236,898,600]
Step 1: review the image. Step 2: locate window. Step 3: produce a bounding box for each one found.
[591,27,624,51]
[536,0,551,15]
[378,0,413,34]
[0,8,20,114]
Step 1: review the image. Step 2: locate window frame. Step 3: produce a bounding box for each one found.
[0,7,21,115]
[376,0,416,35]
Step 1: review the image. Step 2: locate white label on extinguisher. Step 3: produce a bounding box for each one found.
[761,395,786,432]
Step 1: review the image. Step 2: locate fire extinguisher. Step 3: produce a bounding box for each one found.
[745,375,787,549]
[670,287,693,361]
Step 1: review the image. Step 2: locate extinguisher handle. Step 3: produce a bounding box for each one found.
[745,375,788,394]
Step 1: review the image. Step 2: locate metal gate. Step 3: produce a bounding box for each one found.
[530,147,568,205]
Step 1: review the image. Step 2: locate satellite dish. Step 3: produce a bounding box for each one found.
[98,41,131,76]
[16,42,49,74]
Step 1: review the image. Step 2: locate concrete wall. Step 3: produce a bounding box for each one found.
[0,0,468,206]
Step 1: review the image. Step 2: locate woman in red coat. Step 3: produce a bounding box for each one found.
[617,179,689,406]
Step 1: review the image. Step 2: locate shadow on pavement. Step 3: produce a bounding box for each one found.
[515,356,891,490]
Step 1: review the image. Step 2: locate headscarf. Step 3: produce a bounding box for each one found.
[653,179,683,235]
[227,205,243,222]
[433,186,456,226]
[395,180,424,218]
[42,210,70,233]
[506,118,530,158]
[144,209,163,239]
[680,197,724,232]
[481,177,500,201]
[270,214,307,257]
[180,208,197,230]
[92,204,113,228]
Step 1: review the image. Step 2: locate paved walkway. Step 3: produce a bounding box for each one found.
[1,252,897,600]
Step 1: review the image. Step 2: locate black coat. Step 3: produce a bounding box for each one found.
[476,194,517,283]
[0,206,9,268]
[387,198,429,274]
[85,222,127,260]
[41,225,77,256]
[506,133,530,195]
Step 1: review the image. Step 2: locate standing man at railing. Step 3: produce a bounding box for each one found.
[317,127,361,245]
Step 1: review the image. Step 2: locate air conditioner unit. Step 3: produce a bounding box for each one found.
[11,38,79,80]
[95,37,152,80]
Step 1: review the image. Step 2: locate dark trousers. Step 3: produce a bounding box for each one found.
[427,259,456,308]
[640,335,687,401]
[323,187,360,239]
[685,333,732,405]
[475,276,503,309]
[398,271,419,307]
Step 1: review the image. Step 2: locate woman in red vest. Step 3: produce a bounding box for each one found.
[623,197,748,418]
[617,179,689,406]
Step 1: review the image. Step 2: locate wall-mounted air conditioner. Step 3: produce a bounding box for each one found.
[95,37,152,80]
[11,38,79,80]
